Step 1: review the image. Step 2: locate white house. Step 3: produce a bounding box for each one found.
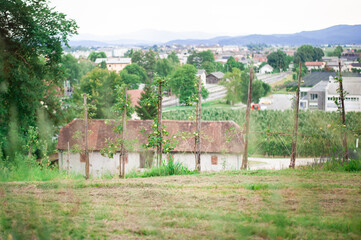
[325,76,361,112]
[94,58,132,72]
[196,70,207,86]
[259,64,274,74]
[57,119,244,177]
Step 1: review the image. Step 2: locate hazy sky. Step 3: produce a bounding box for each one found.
[50,0,361,37]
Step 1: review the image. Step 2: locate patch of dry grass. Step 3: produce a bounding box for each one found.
[1,170,361,239]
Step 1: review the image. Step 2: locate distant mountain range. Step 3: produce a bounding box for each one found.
[68,25,361,47]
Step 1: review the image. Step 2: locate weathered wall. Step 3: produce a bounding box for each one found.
[59,151,242,177]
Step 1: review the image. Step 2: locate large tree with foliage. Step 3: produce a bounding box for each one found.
[294,45,324,64]
[88,51,106,62]
[0,0,78,158]
[169,64,208,105]
[72,68,123,119]
[224,56,244,73]
[267,50,289,71]
[119,63,148,89]
[221,68,270,105]
[187,50,215,68]
[131,50,157,79]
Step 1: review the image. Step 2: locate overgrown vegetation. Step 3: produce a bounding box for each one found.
[163,109,361,157]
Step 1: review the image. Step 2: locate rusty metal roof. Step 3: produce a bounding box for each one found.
[57,119,244,154]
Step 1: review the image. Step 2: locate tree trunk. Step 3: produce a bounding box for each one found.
[84,94,90,179]
[338,61,349,162]
[120,87,127,178]
[289,62,302,169]
[195,76,202,171]
[157,81,163,167]
[242,68,253,169]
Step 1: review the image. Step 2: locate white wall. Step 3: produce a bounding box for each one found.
[59,151,242,177]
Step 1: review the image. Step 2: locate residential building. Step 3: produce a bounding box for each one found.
[196,70,207,86]
[305,61,326,71]
[299,81,328,110]
[57,119,244,176]
[206,72,225,84]
[94,58,132,72]
[259,64,274,74]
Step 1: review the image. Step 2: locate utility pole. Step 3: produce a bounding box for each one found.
[242,68,253,169]
[195,76,202,171]
[120,87,127,178]
[289,62,302,169]
[338,61,349,161]
[157,79,163,167]
[84,93,90,179]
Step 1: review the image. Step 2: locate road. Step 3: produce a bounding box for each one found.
[163,84,226,107]
[248,157,316,170]
[259,94,294,111]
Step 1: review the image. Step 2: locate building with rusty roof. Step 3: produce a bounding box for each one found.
[57,119,244,176]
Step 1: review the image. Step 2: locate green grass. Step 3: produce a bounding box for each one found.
[1,169,360,239]
[163,99,232,112]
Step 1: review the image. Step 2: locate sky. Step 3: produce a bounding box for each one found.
[49,0,361,39]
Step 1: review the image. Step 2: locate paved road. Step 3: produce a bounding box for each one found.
[163,84,226,107]
[248,157,316,170]
[259,94,294,111]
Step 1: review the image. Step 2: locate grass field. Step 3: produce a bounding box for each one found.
[1,169,361,239]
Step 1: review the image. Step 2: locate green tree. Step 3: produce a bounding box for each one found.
[61,54,81,85]
[0,0,78,159]
[294,45,324,64]
[267,50,288,71]
[167,51,180,64]
[187,50,215,68]
[88,51,106,62]
[131,50,157,79]
[169,64,208,105]
[201,61,215,74]
[224,56,244,73]
[119,63,148,89]
[155,58,175,78]
[135,85,158,120]
[73,68,123,118]
[331,46,343,58]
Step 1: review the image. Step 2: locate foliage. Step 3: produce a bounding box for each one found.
[221,68,270,105]
[0,0,78,161]
[126,157,196,178]
[155,58,177,78]
[167,51,180,64]
[294,45,324,64]
[187,50,215,68]
[88,51,106,62]
[135,85,158,120]
[246,43,268,51]
[328,46,343,57]
[131,50,157,79]
[224,56,244,73]
[169,64,208,105]
[119,63,148,89]
[100,85,134,159]
[267,50,290,71]
[72,68,123,119]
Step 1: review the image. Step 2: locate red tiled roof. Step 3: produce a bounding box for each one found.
[127,89,143,107]
[305,62,325,66]
[56,119,244,154]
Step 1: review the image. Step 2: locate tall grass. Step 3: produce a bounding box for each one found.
[0,153,82,182]
[126,157,197,178]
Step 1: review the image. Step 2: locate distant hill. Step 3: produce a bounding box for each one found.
[167,25,361,46]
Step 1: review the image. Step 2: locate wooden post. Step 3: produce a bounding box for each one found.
[338,61,349,162]
[157,79,163,167]
[67,141,70,173]
[242,68,253,169]
[195,76,202,171]
[84,93,90,179]
[289,62,302,169]
[120,87,127,178]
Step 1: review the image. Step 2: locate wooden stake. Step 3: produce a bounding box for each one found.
[120,87,128,178]
[338,61,349,162]
[157,80,163,167]
[84,93,90,179]
[242,68,253,169]
[289,62,302,169]
[67,141,70,173]
[195,76,202,171]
